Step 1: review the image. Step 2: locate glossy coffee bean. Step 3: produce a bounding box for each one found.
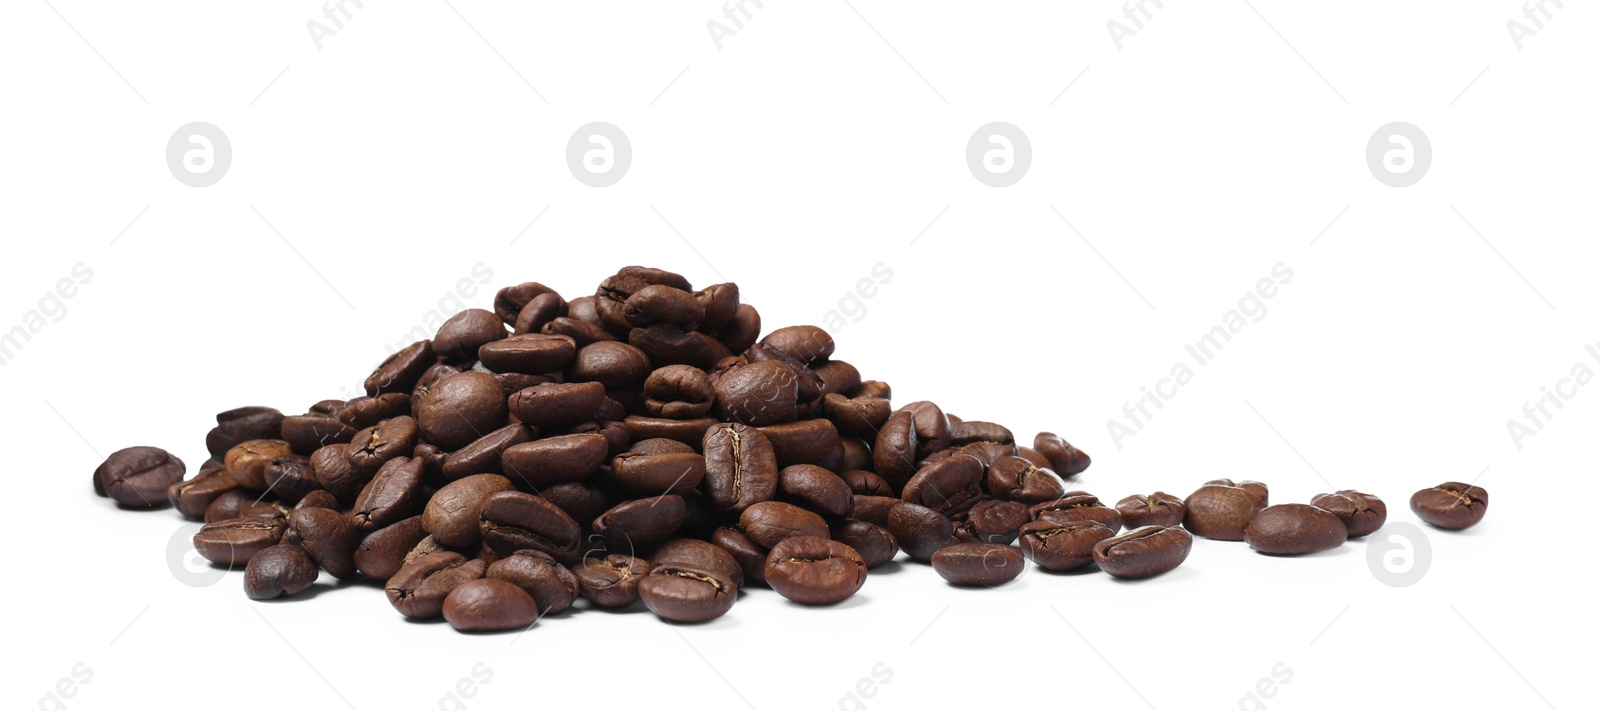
[759,419,840,467]
[567,341,651,388]
[347,416,419,479]
[623,284,705,330]
[494,282,561,325]
[693,282,740,330]
[350,457,422,532]
[93,446,185,509]
[443,578,539,632]
[1116,492,1186,529]
[261,455,320,503]
[702,423,778,514]
[433,308,507,359]
[194,516,287,566]
[1410,482,1488,531]
[513,293,565,335]
[1032,432,1091,476]
[639,563,737,623]
[244,545,319,599]
[764,536,867,605]
[284,507,360,579]
[901,454,983,514]
[622,416,718,449]
[931,543,1025,586]
[354,516,430,580]
[168,461,239,518]
[873,411,919,489]
[574,554,650,608]
[841,470,894,497]
[1018,520,1115,572]
[280,413,357,456]
[477,333,577,374]
[611,451,706,497]
[953,499,1031,545]
[338,394,413,429]
[480,491,583,563]
[225,440,294,491]
[1244,504,1347,555]
[653,539,745,591]
[760,325,834,366]
[417,372,508,450]
[386,551,486,619]
[294,490,341,511]
[1310,490,1387,538]
[950,420,1014,447]
[508,381,606,429]
[644,365,716,418]
[206,407,285,461]
[886,502,955,561]
[203,489,256,523]
[777,465,853,518]
[1183,480,1268,541]
[593,496,685,550]
[365,340,436,396]
[984,456,1065,505]
[423,474,516,546]
[1093,525,1193,579]
[1032,494,1123,533]
[899,401,951,459]
[486,549,579,615]
[442,424,534,480]
[713,360,799,426]
[828,519,898,568]
[740,501,829,549]
[501,434,609,488]
[823,394,890,439]
[709,526,769,585]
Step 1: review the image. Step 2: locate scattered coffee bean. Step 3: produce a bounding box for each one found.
[1310,490,1387,538]
[443,578,539,632]
[1410,482,1488,531]
[575,554,650,608]
[485,549,579,615]
[1093,525,1193,579]
[1116,492,1185,529]
[386,551,486,619]
[244,544,319,599]
[1183,480,1268,541]
[1018,520,1115,572]
[93,446,185,509]
[765,536,867,604]
[1244,504,1347,555]
[931,543,1025,586]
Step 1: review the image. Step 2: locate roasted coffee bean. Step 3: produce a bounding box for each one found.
[950,420,1014,447]
[1032,494,1123,533]
[542,317,615,348]
[204,490,258,523]
[417,372,508,450]
[284,507,360,578]
[567,341,652,388]
[642,365,715,418]
[985,456,1065,505]
[260,455,320,503]
[1093,526,1193,579]
[404,534,448,566]
[240,500,289,520]
[1410,483,1488,531]
[442,578,539,632]
[759,419,841,467]
[746,345,824,415]
[954,499,1031,545]
[494,282,561,325]
[224,440,294,491]
[513,293,566,335]
[823,394,890,439]
[423,474,516,546]
[500,433,609,488]
[364,340,437,397]
[168,462,239,518]
[575,554,650,607]
[441,424,534,480]
[1208,478,1269,504]
[629,436,698,456]
[901,454,983,514]
[507,381,605,429]
[244,545,320,599]
[206,407,285,461]
[652,538,745,591]
[1183,480,1268,541]
[759,325,834,366]
[828,519,898,568]
[811,361,860,400]
[194,516,287,566]
[540,481,612,525]
[622,284,704,330]
[479,491,582,563]
[887,502,955,561]
[477,333,577,374]
[622,416,717,448]
[740,501,829,548]
[627,325,728,370]
[899,401,951,459]
[692,282,740,329]
[280,414,357,456]
[1244,504,1347,555]
[616,265,692,291]
[386,552,486,619]
[294,490,341,511]
[1018,520,1115,572]
[486,549,579,615]
[710,526,769,585]
[639,563,737,623]
[611,451,706,496]
[764,536,866,605]
[310,444,363,502]
[873,410,919,489]
[433,308,507,359]
[338,393,414,429]
[851,380,891,400]
[702,423,778,514]
[850,495,900,527]
[1032,433,1090,476]
[777,465,853,518]
[713,303,761,353]
[1310,490,1387,538]
[713,360,798,426]
[1116,492,1186,529]
[932,543,1025,586]
[841,470,894,497]
[350,457,424,532]
[91,446,185,509]
[1016,446,1053,471]
[593,496,685,550]
[354,516,430,580]
[348,416,419,479]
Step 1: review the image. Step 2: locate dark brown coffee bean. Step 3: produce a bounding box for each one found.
[850,495,900,526]
[611,451,706,497]
[194,516,287,566]
[223,440,293,491]
[206,407,285,461]
[622,284,705,330]
[1116,492,1186,529]
[954,499,1031,545]
[364,340,436,396]
[244,544,320,599]
[703,526,764,585]
[652,538,745,591]
[168,462,239,519]
[1244,504,1347,555]
[204,490,258,523]
[886,502,955,561]
[260,455,320,503]
[739,501,828,548]
[542,317,615,348]
[872,411,919,491]
[477,333,577,374]
[1311,490,1387,538]
[1410,482,1488,531]
[713,303,761,353]
[777,465,853,518]
[479,491,582,563]
[575,554,650,607]
[841,470,894,497]
[338,393,415,429]
[760,325,834,365]
[507,381,605,429]
[486,549,579,615]
[627,325,729,370]
[621,416,717,448]
[513,293,566,335]
[540,481,611,525]
[592,496,685,550]
[567,341,651,389]
[294,490,341,512]
[898,401,951,459]
[283,507,359,578]
[93,446,186,509]
[423,474,516,546]
[1032,493,1123,533]
[759,419,840,467]
[1018,520,1115,572]
[1093,525,1193,578]
[901,454,983,515]
[433,308,507,359]
[441,578,539,632]
[441,424,534,480]
[641,365,714,418]
[931,543,1025,586]
[348,416,420,479]
[239,499,289,520]
[417,372,508,450]
[281,414,357,456]
[823,394,890,439]
[500,433,609,488]
[1183,480,1268,541]
[1016,446,1053,470]
[950,420,1014,447]
[1032,432,1091,476]
[493,282,560,324]
[828,519,898,568]
[350,456,423,532]
[616,265,692,291]
[985,456,1065,505]
[639,563,737,623]
[387,552,486,619]
[711,359,798,426]
[690,282,739,329]
[701,423,778,514]
[354,516,430,580]
[764,536,866,605]
[310,443,363,503]
[811,360,860,399]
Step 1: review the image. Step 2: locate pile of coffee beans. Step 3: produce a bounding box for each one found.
[91,266,1490,632]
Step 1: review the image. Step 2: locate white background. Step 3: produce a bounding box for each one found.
[2,2,1594,710]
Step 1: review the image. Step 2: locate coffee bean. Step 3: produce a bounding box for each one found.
[386,551,486,619]
[828,519,898,568]
[812,360,861,398]
[887,502,955,561]
[442,424,535,480]
[486,549,579,615]
[623,284,705,330]
[823,394,890,439]
[92,446,185,509]
[1116,492,1186,529]
[224,440,293,491]
[899,401,951,459]
[759,419,840,467]
[423,474,516,546]
[350,456,424,532]
[611,451,706,497]
[260,455,320,503]
[873,411,919,489]
[984,456,1064,505]
[168,461,238,518]
[901,454,983,515]
[639,563,737,623]
[849,495,900,527]
[441,578,538,632]
[1310,490,1387,538]
[194,516,287,566]
[294,490,341,512]
[574,554,650,607]
[1244,504,1347,555]
[593,496,685,550]
[714,360,798,426]
[1092,525,1193,579]
[702,423,778,514]
[950,420,1014,447]
[417,372,507,450]
[355,516,430,580]
[501,434,609,488]
[953,499,1030,545]
[1032,493,1123,533]
[642,365,715,418]
[513,293,566,335]
[206,407,284,461]
[508,381,605,429]
[567,341,652,389]
[433,308,507,359]
[629,325,729,370]
[477,333,577,374]
[244,545,319,599]
[280,413,357,456]
[338,394,413,429]
[204,490,257,523]
[1183,480,1268,541]
[284,507,360,578]
[494,282,561,325]
[931,543,1025,586]
[1018,520,1114,572]
[841,470,894,497]
[1032,433,1090,476]
[740,501,829,548]
[348,416,419,479]
[1015,446,1053,471]
[777,465,853,518]
[764,536,867,605]
[623,416,717,448]
[1410,482,1488,531]
[653,538,745,591]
